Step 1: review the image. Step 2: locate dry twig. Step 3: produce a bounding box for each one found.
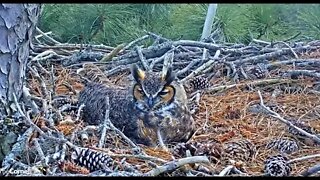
[100,43,126,62]
[287,154,320,164]
[136,45,150,71]
[207,78,294,93]
[257,90,320,144]
[181,50,221,83]
[301,163,320,176]
[98,97,110,148]
[144,156,209,176]
[218,165,234,176]
[123,35,149,51]
[36,27,61,44]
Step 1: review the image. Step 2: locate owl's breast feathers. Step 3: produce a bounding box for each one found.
[136,81,195,145]
[157,102,195,144]
[136,101,195,146]
[78,82,195,146]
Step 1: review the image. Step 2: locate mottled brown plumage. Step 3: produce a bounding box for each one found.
[78,64,195,146]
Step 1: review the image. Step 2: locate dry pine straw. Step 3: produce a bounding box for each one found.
[193,85,320,175]
[26,64,320,176]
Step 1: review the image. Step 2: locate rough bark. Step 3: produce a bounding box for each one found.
[0,3,41,165]
[0,4,42,117]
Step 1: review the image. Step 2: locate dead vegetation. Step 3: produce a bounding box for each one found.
[1,31,320,176]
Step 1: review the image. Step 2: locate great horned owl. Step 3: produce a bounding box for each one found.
[78,64,195,146]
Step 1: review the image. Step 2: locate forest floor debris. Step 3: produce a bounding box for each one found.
[1,32,320,176]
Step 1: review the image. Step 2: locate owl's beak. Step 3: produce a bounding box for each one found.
[147,98,154,108]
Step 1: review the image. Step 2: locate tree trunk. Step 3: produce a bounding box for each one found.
[200,4,218,41]
[0,4,42,117]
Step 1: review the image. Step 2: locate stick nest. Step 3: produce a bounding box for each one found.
[2,33,320,176]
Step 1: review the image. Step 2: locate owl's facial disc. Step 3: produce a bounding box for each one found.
[131,64,176,112]
[157,85,175,104]
[133,84,144,101]
[133,83,175,110]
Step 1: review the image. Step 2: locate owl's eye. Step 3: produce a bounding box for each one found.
[159,85,175,103]
[133,84,144,100]
[158,88,169,96]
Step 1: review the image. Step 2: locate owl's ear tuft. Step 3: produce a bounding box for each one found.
[162,66,176,85]
[131,64,145,83]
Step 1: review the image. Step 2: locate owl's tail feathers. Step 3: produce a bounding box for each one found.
[69,70,91,87]
[75,63,102,85]
[76,62,116,87]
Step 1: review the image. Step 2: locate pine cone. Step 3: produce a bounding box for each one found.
[194,142,222,159]
[287,121,314,137]
[71,147,114,172]
[223,139,256,162]
[247,63,268,80]
[265,154,288,163]
[264,154,291,176]
[172,141,222,162]
[184,76,211,94]
[266,138,299,154]
[51,95,79,109]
